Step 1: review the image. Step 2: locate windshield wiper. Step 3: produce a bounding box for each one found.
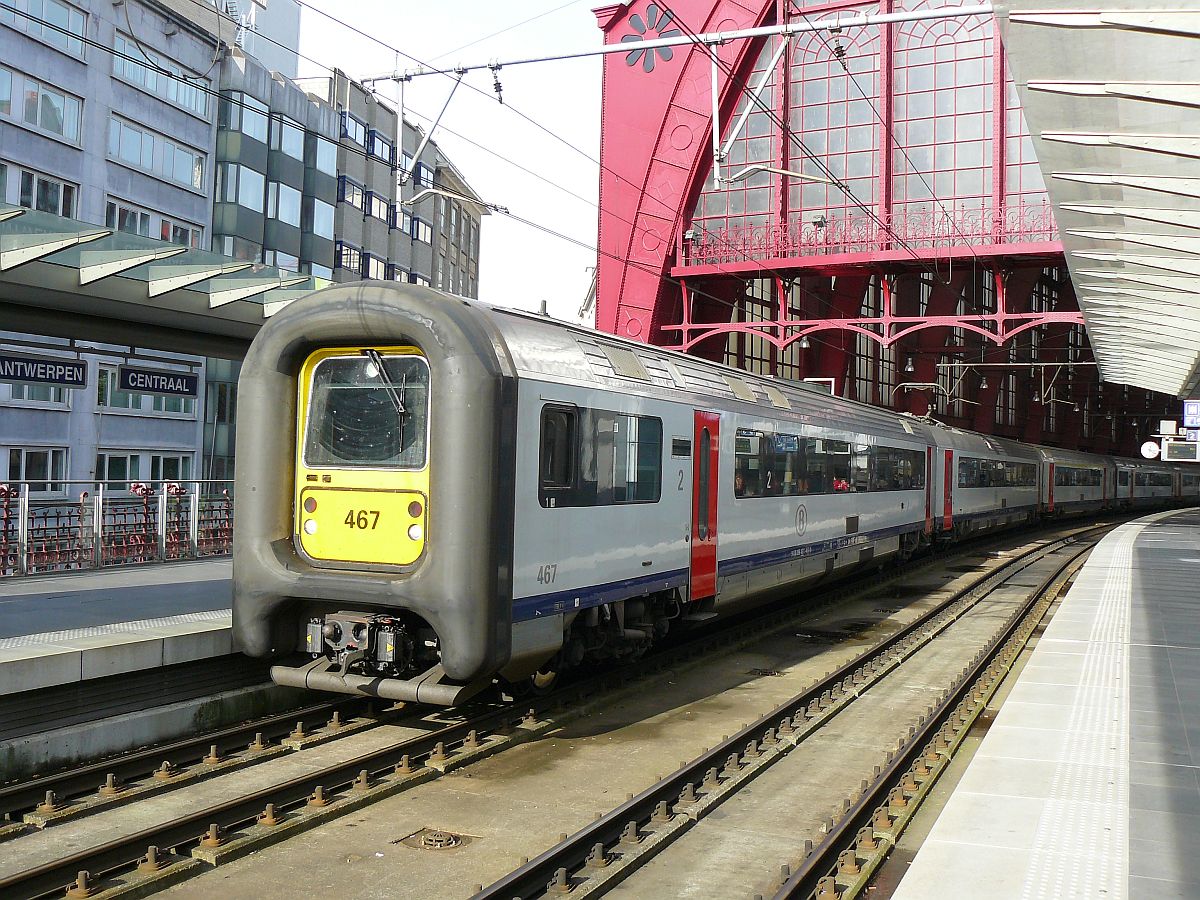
[361,349,406,416]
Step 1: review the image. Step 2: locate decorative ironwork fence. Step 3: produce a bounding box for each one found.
[681,202,1058,266]
[0,481,233,577]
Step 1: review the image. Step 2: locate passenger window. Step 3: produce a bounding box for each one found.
[539,404,662,507]
[540,407,575,490]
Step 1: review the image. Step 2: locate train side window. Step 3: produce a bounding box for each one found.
[1119,470,1130,487]
[958,458,978,488]
[540,406,576,492]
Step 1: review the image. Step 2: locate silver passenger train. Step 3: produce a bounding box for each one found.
[232,284,1198,705]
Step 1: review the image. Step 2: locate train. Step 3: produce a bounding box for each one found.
[232,283,1198,705]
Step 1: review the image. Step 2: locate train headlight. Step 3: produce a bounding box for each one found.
[303,519,318,535]
[303,496,317,513]
[407,524,423,541]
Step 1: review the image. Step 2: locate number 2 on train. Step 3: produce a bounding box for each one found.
[344,510,381,529]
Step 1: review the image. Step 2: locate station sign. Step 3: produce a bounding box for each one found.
[118,365,198,397]
[1184,400,1200,428]
[1165,441,1200,462]
[0,352,86,388]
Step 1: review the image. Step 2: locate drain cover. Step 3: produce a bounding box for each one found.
[747,668,781,677]
[396,827,473,851]
[421,830,460,850]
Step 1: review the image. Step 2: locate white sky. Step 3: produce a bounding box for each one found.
[297,0,606,322]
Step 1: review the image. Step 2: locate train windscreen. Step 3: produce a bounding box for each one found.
[304,354,429,469]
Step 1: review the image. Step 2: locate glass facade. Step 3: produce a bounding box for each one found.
[687,0,1051,260]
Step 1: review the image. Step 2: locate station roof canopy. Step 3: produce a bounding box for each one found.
[0,203,322,358]
[995,3,1200,400]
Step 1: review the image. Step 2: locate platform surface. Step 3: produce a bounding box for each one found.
[0,560,232,694]
[894,508,1200,899]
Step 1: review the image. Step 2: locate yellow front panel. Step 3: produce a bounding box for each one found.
[294,346,430,568]
[297,487,426,566]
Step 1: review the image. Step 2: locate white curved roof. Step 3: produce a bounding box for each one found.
[995,3,1200,399]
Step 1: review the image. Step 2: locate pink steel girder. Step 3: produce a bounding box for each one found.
[666,268,1084,353]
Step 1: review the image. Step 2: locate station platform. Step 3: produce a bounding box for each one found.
[893,508,1200,899]
[0,560,232,695]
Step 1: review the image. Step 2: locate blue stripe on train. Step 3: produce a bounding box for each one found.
[512,504,1043,622]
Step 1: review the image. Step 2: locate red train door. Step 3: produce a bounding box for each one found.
[942,449,954,530]
[1048,463,1056,513]
[924,446,933,535]
[690,411,720,600]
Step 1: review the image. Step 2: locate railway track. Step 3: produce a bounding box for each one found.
[0,518,1119,899]
[474,523,1106,899]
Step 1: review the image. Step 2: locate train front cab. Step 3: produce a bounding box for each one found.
[233,283,518,706]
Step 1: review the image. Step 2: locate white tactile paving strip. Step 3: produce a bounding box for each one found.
[893,509,1194,900]
[0,609,232,695]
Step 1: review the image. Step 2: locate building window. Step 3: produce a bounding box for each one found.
[413,162,434,189]
[269,115,305,160]
[13,73,82,142]
[365,191,388,221]
[306,262,333,280]
[412,217,432,244]
[341,111,366,145]
[106,199,151,236]
[0,0,86,58]
[362,253,386,280]
[216,162,265,212]
[8,447,67,494]
[386,263,407,281]
[216,234,262,262]
[390,204,411,233]
[152,392,195,415]
[8,381,69,404]
[266,181,302,226]
[0,66,9,117]
[409,272,430,287]
[112,35,208,117]
[310,135,337,177]
[160,215,202,248]
[400,151,414,178]
[108,117,206,191]
[302,197,335,239]
[368,130,393,164]
[97,367,144,411]
[219,92,268,142]
[338,175,364,210]
[19,168,76,216]
[335,242,361,272]
[150,453,193,483]
[263,248,299,272]
[95,451,139,492]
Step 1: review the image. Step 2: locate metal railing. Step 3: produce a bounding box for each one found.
[0,480,234,577]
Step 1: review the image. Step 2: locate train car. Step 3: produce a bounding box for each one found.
[232,283,1192,706]
[935,432,1041,539]
[1131,463,1176,507]
[1039,447,1111,516]
[1181,467,1200,502]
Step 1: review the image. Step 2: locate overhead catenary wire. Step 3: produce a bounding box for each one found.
[12,4,873,359]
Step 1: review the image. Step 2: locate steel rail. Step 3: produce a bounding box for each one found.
[772,534,1099,899]
[0,697,363,820]
[474,523,1115,899]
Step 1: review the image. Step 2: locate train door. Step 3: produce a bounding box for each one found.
[942,449,954,530]
[925,446,934,535]
[1048,463,1056,514]
[690,411,720,600]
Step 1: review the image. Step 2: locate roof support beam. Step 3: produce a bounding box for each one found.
[77,246,189,285]
[145,262,253,297]
[0,228,110,271]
